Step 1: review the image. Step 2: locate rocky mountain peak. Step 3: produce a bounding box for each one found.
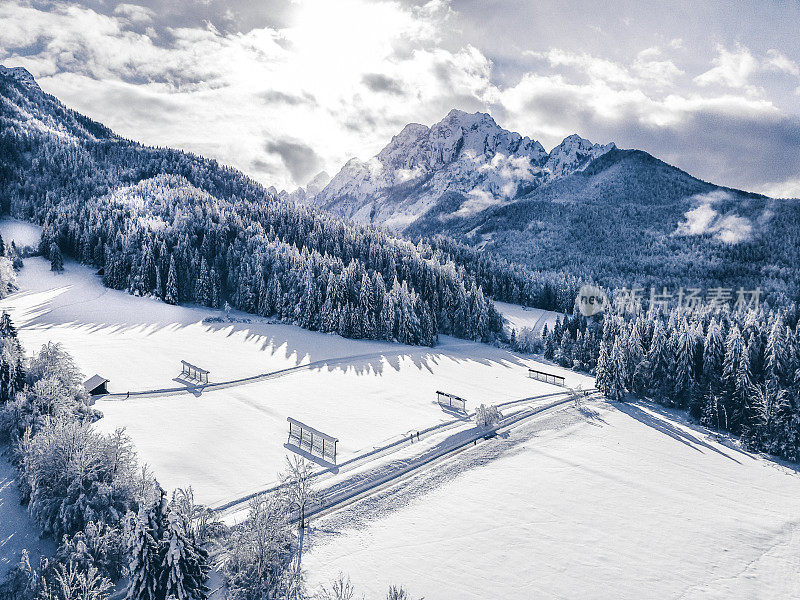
[0,65,40,90]
[307,109,615,230]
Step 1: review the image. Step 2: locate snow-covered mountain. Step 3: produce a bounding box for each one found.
[309,109,614,230]
[0,66,39,90]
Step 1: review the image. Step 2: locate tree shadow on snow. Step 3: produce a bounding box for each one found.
[620,400,800,474]
[7,260,539,389]
[614,402,746,464]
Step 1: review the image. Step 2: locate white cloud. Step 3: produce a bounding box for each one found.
[695,44,758,89]
[113,4,155,25]
[535,49,637,86]
[759,177,800,199]
[675,191,753,244]
[633,48,683,84]
[764,49,800,77]
[0,0,497,189]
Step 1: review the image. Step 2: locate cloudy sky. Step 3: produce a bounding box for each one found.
[2,0,800,196]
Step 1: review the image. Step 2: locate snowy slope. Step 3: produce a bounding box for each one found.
[303,401,800,599]
[310,109,613,230]
[0,220,586,506]
[494,300,562,337]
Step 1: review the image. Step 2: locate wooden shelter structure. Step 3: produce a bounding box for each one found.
[83,374,109,395]
[436,390,467,412]
[287,417,339,463]
[181,360,209,384]
[528,368,566,387]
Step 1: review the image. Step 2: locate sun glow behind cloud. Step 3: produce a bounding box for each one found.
[1,0,799,196]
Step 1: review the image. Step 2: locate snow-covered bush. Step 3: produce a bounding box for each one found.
[474,404,503,428]
[0,255,17,296]
[387,585,420,600]
[318,573,358,600]
[58,520,130,582]
[16,420,149,539]
[221,492,299,600]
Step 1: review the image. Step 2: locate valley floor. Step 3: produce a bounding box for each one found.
[303,401,800,600]
[0,220,585,508]
[2,219,799,600]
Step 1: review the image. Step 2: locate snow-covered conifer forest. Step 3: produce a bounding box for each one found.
[2,3,800,598]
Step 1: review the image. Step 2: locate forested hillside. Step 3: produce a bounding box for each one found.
[309,110,800,308]
[415,148,800,303]
[0,68,580,346]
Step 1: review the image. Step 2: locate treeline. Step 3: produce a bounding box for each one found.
[515,306,800,460]
[1,71,584,348]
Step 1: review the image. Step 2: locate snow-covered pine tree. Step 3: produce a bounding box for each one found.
[162,512,210,600]
[555,329,573,368]
[764,315,786,388]
[673,319,695,409]
[606,337,627,402]
[721,325,752,432]
[542,324,556,360]
[595,339,612,396]
[165,257,179,305]
[195,260,212,307]
[50,242,64,272]
[646,319,672,401]
[128,490,169,600]
[624,322,645,394]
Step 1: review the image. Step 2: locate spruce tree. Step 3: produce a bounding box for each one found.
[624,322,645,393]
[721,325,751,432]
[595,339,612,396]
[673,320,695,409]
[162,513,209,600]
[765,316,786,387]
[128,492,168,600]
[50,242,64,272]
[606,337,627,402]
[646,320,671,400]
[165,257,179,305]
[195,260,212,307]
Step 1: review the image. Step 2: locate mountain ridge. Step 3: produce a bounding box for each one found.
[306,109,615,230]
[301,109,798,301]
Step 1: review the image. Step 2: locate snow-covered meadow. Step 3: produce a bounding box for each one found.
[3,218,799,600]
[0,220,583,507]
[304,401,800,599]
[494,300,561,336]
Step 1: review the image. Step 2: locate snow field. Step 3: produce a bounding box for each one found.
[303,402,800,600]
[0,454,56,578]
[0,219,589,506]
[495,300,562,337]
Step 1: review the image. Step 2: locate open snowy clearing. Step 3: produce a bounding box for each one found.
[494,300,561,336]
[303,401,800,600]
[0,220,588,507]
